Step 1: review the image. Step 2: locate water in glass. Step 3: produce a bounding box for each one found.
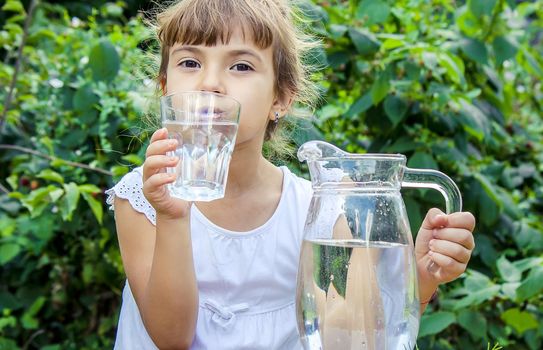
[164,120,238,201]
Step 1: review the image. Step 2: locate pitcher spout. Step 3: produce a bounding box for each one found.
[297,140,348,163]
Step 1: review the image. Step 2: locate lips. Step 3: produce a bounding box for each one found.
[197,107,225,119]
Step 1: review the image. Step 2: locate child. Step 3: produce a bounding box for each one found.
[106,0,476,349]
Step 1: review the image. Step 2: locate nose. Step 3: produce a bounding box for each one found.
[197,65,226,95]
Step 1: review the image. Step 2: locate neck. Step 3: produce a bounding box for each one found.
[223,142,271,199]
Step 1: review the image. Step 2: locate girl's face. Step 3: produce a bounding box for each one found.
[165,27,284,150]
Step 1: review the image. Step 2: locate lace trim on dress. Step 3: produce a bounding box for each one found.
[105,168,157,225]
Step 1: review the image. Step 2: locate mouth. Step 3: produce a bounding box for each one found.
[198,107,225,119]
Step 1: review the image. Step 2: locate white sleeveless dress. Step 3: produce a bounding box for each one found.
[106,166,313,349]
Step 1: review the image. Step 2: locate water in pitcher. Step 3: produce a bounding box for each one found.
[164,120,238,201]
[296,239,420,350]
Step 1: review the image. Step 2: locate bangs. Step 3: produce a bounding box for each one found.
[158,0,278,49]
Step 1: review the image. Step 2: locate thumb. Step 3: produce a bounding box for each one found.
[421,208,448,230]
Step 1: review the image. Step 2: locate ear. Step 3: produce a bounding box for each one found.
[269,92,294,121]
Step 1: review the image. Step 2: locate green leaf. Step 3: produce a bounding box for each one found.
[0,338,18,350]
[492,36,518,66]
[48,188,64,203]
[21,297,46,329]
[89,40,121,82]
[497,255,521,282]
[2,0,25,14]
[408,152,438,170]
[516,266,543,302]
[73,85,99,113]
[419,311,456,337]
[468,0,497,17]
[370,69,390,104]
[0,243,21,265]
[348,28,380,56]
[81,192,103,224]
[384,95,408,126]
[346,93,372,118]
[514,222,543,252]
[78,184,102,194]
[36,169,64,184]
[462,38,488,65]
[458,310,487,339]
[121,154,143,166]
[454,284,501,309]
[519,50,543,78]
[385,137,419,153]
[0,217,16,237]
[356,0,390,25]
[382,37,405,50]
[82,263,94,285]
[465,267,492,290]
[59,183,80,221]
[501,308,538,335]
[473,173,502,209]
[513,257,543,274]
[437,52,465,85]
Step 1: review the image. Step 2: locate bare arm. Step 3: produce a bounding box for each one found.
[115,198,198,350]
[114,128,198,349]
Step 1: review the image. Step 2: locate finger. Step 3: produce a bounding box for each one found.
[150,127,168,143]
[429,239,472,264]
[145,138,178,158]
[433,228,475,250]
[142,155,179,181]
[143,172,176,197]
[421,208,447,230]
[443,212,476,232]
[428,251,466,279]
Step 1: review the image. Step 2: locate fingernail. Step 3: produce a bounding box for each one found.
[432,229,438,238]
[169,139,177,146]
[428,251,433,256]
[170,156,178,162]
[429,239,435,247]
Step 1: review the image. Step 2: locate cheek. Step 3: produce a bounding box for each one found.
[164,69,195,93]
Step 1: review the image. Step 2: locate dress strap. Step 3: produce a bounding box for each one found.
[202,299,249,329]
[105,167,157,225]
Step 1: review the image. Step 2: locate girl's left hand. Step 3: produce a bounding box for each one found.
[415,208,476,287]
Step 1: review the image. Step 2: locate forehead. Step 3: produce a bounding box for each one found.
[169,26,272,57]
[160,2,276,50]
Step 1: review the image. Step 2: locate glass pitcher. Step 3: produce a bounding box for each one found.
[295,141,462,350]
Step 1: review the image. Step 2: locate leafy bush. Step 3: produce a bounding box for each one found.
[296,0,543,349]
[0,0,542,349]
[0,1,153,348]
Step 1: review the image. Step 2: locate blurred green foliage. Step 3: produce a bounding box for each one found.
[0,0,542,349]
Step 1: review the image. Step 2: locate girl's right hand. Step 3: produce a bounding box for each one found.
[142,128,191,219]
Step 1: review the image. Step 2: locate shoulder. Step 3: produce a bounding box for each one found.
[281,166,312,194]
[279,165,312,212]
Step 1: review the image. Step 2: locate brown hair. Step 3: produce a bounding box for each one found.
[150,0,321,158]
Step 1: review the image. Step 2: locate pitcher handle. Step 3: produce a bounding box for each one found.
[403,168,462,274]
[402,168,462,214]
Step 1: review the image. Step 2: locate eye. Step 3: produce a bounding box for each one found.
[178,59,201,69]
[231,63,253,72]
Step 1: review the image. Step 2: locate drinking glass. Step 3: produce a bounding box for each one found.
[160,91,241,201]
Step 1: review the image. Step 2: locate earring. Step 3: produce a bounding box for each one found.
[274,111,280,125]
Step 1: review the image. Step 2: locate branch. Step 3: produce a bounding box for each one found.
[0,0,39,133]
[0,144,113,176]
[0,182,9,194]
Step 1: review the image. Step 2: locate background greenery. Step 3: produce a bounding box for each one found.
[0,0,541,349]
